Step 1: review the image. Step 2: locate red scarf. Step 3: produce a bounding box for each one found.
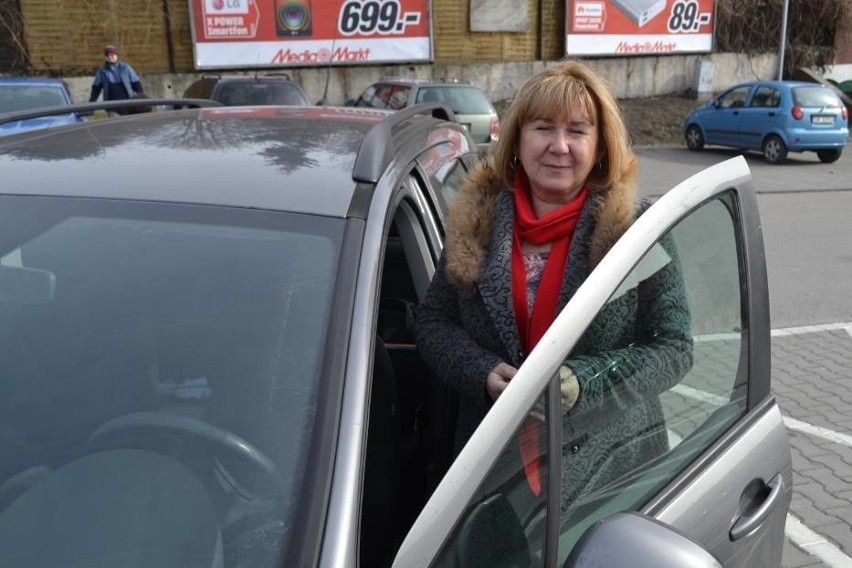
[512,171,588,354]
[511,170,588,496]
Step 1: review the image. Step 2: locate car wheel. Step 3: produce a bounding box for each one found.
[685,125,704,151]
[816,149,842,164]
[762,135,787,164]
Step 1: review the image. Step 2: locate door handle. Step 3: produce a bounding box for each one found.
[768,112,776,117]
[729,474,784,541]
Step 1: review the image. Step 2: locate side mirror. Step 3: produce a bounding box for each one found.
[565,512,723,568]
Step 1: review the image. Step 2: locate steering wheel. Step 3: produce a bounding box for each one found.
[86,411,285,498]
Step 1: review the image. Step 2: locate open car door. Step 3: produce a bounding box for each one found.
[393,156,793,567]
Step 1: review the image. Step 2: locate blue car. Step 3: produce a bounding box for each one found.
[683,80,849,164]
[0,77,85,137]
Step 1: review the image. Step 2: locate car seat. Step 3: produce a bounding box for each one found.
[361,336,403,567]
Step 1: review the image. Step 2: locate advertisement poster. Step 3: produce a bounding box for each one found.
[565,0,715,55]
[188,0,432,69]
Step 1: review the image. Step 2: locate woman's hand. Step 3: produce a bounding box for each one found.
[559,365,580,413]
[486,362,518,401]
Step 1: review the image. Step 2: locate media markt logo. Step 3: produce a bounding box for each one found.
[271,46,371,64]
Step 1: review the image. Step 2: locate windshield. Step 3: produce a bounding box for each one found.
[0,85,69,112]
[0,195,344,567]
[215,82,309,106]
[793,86,842,108]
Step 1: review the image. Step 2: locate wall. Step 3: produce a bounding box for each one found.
[824,3,852,81]
[63,52,778,107]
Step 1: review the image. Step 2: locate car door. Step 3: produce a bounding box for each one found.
[392,155,792,567]
[704,85,755,147]
[738,84,783,150]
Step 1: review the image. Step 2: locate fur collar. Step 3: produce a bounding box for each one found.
[445,160,637,291]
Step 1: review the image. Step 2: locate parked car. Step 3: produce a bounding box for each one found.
[0,77,84,136]
[0,99,791,567]
[349,77,500,150]
[183,73,311,106]
[683,80,849,164]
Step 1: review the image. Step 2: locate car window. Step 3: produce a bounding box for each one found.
[792,86,842,108]
[388,86,410,110]
[357,83,394,109]
[215,81,308,106]
[354,85,378,107]
[749,86,780,108]
[717,86,752,109]
[0,195,344,568]
[428,191,747,566]
[418,126,475,211]
[417,86,494,114]
[0,85,69,112]
[184,80,214,99]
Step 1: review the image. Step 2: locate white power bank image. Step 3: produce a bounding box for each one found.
[611,0,667,27]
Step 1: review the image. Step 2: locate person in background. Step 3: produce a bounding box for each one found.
[415,58,693,505]
[89,44,144,115]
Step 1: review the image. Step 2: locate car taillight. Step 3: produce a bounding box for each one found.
[842,106,849,121]
[490,115,500,141]
[791,105,804,120]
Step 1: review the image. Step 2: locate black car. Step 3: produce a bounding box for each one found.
[183,73,311,106]
[0,100,790,568]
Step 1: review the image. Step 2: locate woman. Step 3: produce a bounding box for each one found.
[415,59,693,505]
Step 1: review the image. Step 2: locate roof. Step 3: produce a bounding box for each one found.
[0,77,69,87]
[735,80,834,89]
[378,77,473,87]
[198,73,299,83]
[0,106,394,218]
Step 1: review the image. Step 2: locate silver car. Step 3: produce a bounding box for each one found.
[350,77,500,151]
[0,99,790,567]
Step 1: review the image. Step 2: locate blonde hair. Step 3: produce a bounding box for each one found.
[491,59,637,194]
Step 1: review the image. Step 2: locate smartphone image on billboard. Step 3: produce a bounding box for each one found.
[275,0,313,37]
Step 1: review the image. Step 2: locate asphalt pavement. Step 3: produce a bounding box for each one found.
[635,143,852,568]
[636,144,852,198]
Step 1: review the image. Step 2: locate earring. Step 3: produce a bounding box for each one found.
[512,155,520,168]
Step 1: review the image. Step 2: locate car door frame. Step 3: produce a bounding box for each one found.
[391,155,792,567]
[318,148,452,567]
[705,84,756,147]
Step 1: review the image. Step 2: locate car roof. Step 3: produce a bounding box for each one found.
[737,80,833,89]
[200,73,299,83]
[378,77,475,87]
[0,77,68,87]
[0,104,455,218]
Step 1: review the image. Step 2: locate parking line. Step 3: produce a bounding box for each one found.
[785,514,852,568]
[771,321,852,337]
[773,322,852,565]
[783,416,852,449]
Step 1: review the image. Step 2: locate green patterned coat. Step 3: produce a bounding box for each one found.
[415,162,694,507]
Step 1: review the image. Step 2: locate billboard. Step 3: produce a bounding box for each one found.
[188,0,433,69]
[566,0,715,55]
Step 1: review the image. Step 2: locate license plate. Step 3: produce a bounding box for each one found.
[812,115,834,125]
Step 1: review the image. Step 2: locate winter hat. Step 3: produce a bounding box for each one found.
[104,45,118,56]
